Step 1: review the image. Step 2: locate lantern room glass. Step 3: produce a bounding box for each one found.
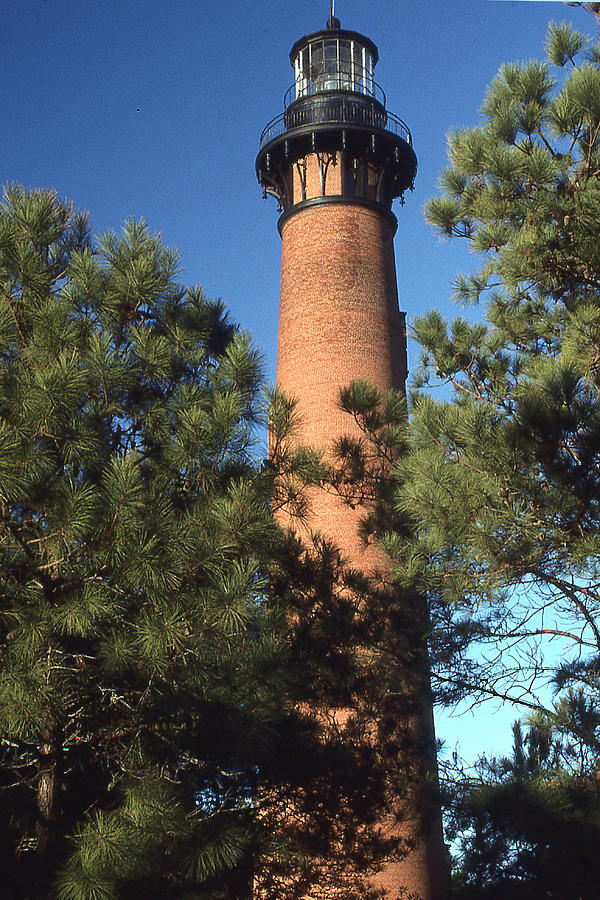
[292,38,375,100]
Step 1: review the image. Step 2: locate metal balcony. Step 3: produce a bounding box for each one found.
[259,96,412,150]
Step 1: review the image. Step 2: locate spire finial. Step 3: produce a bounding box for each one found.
[327,1,340,30]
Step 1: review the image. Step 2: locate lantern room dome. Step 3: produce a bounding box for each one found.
[288,22,379,105]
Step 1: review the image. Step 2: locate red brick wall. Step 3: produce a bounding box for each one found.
[278,200,406,568]
[274,199,446,900]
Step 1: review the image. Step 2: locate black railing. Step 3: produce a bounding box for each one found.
[283,70,386,109]
[259,100,412,149]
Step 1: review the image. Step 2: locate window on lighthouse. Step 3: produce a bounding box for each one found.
[309,42,324,86]
[294,50,307,98]
[363,49,374,94]
[323,40,337,90]
[339,40,351,90]
[292,38,375,100]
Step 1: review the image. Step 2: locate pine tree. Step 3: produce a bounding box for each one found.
[0,184,288,899]
[447,702,600,898]
[384,9,600,719]
[369,11,600,892]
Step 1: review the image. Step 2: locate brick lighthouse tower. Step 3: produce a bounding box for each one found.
[256,12,447,900]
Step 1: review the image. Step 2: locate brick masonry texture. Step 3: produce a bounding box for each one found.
[278,200,406,569]
[275,198,447,900]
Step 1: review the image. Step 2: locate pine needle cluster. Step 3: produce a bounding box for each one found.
[0,185,287,899]
[396,12,600,714]
[447,702,600,898]
[391,10,600,891]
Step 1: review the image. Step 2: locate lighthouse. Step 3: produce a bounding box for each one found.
[257,14,447,899]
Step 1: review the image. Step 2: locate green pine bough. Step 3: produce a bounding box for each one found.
[410,11,600,715]
[0,184,288,899]
[390,8,600,897]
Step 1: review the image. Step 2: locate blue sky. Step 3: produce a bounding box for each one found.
[2,0,591,762]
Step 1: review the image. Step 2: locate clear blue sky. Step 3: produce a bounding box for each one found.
[2,0,591,762]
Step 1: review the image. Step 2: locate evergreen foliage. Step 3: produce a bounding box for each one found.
[447,703,600,898]
[0,184,286,899]
[392,10,600,717]
[393,9,600,894]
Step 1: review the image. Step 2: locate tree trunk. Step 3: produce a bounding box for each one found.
[36,724,62,856]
